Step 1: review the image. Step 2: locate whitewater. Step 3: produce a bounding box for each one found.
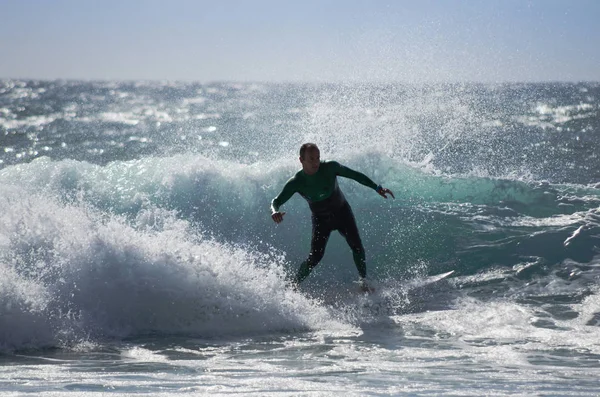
[1,80,600,395]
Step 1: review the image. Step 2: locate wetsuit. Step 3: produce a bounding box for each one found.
[271,161,379,284]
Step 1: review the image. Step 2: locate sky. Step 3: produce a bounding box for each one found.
[1,0,599,83]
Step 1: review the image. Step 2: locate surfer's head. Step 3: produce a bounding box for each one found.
[299,143,320,175]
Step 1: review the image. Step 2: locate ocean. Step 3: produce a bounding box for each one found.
[1,79,600,395]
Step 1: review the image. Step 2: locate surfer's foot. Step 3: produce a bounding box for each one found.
[358,278,374,293]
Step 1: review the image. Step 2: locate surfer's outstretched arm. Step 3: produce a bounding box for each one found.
[271,177,297,224]
[333,161,395,199]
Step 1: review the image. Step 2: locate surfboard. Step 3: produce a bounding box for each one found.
[358,270,455,294]
[399,270,455,313]
[408,270,455,288]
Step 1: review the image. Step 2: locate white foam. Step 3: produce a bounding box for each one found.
[0,114,60,129]
[518,102,598,129]
[395,290,600,368]
[98,112,140,125]
[0,266,54,351]
[0,185,350,351]
[121,346,168,362]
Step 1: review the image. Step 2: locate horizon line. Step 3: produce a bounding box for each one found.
[2,76,599,85]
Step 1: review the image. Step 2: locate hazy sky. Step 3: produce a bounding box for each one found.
[2,0,599,82]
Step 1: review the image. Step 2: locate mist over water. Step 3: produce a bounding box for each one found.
[1,79,600,395]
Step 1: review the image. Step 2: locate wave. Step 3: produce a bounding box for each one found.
[0,186,351,352]
[2,153,599,269]
[1,153,599,351]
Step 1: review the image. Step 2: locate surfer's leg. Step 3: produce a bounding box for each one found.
[294,215,331,285]
[337,203,366,279]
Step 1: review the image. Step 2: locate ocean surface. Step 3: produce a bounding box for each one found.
[1,79,600,395]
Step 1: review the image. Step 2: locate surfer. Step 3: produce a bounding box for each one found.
[270,143,395,289]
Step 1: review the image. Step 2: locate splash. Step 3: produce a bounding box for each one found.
[0,186,351,352]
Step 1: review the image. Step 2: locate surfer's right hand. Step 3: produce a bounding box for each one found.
[271,211,286,224]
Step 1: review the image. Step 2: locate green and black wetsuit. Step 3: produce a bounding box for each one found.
[271,161,379,284]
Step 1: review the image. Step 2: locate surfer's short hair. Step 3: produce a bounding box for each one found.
[299,143,319,159]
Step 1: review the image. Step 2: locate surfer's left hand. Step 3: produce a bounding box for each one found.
[376,186,395,199]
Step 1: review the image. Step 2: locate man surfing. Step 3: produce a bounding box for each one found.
[271,143,395,290]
